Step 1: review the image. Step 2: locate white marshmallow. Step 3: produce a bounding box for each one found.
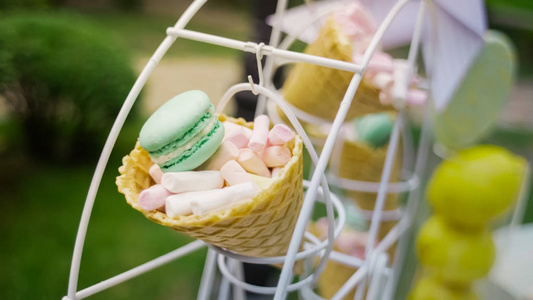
[161,171,224,193]
[190,182,259,217]
[248,114,270,152]
[165,194,194,217]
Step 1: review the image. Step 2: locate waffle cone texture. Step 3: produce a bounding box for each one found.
[116,115,304,258]
[337,139,402,243]
[281,17,394,121]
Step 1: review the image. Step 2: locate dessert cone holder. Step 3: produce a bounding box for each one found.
[62,1,520,300]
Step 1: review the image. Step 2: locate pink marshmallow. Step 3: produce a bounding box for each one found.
[248,114,270,152]
[139,184,173,212]
[199,141,239,170]
[223,121,252,137]
[262,146,291,168]
[237,149,271,177]
[220,160,259,190]
[267,124,294,146]
[224,124,252,149]
[149,164,163,184]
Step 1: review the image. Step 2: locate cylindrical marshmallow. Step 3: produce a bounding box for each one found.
[161,171,224,193]
[139,184,172,211]
[271,167,283,178]
[248,114,270,152]
[220,160,260,192]
[224,127,252,148]
[223,121,252,139]
[190,182,259,217]
[199,141,239,171]
[262,145,291,168]
[165,193,195,217]
[149,164,163,184]
[267,124,294,145]
[237,149,271,177]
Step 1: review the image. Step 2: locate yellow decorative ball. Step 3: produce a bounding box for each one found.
[408,276,479,300]
[416,216,495,285]
[427,145,526,229]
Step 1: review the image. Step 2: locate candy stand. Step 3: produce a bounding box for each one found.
[63,0,528,299]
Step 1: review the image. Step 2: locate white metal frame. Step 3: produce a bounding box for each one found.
[62,0,451,299]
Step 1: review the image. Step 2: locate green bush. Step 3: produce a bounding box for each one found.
[0,12,138,162]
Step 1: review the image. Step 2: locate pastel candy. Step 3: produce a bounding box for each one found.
[354,113,394,149]
[190,182,259,217]
[199,141,239,171]
[220,160,259,192]
[165,193,194,217]
[223,121,252,139]
[149,164,163,184]
[262,146,291,168]
[271,167,283,178]
[237,149,271,177]
[248,114,270,152]
[224,125,252,148]
[139,184,172,211]
[161,171,224,193]
[139,90,225,172]
[268,124,295,145]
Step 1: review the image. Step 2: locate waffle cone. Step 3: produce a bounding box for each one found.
[337,139,401,250]
[116,115,304,260]
[281,17,394,121]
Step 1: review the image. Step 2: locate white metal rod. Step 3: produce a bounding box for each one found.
[365,112,404,256]
[273,0,411,298]
[366,254,389,300]
[385,2,430,297]
[65,1,207,298]
[73,240,205,299]
[331,265,368,300]
[168,28,364,73]
[233,260,246,300]
[255,0,289,116]
[197,248,218,300]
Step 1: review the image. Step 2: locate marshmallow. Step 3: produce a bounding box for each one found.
[165,193,194,217]
[223,121,252,138]
[237,149,271,177]
[220,160,259,191]
[267,124,295,146]
[271,167,283,178]
[190,182,259,217]
[248,114,270,152]
[149,164,163,184]
[262,146,291,168]
[139,184,172,211]
[224,125,252,149]
[161,171,224,193]
[199,141,239,171]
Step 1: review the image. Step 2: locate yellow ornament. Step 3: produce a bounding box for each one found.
[408,276,479,300]
[416,216,495,285]
[427,145,526,229]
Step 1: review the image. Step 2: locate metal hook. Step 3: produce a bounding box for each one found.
[248,42,265,95]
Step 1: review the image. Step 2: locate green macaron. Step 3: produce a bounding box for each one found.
[139,90,224,172]
[354,113,394,148]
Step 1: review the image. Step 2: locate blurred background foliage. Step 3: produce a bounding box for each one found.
[0,0,532,299]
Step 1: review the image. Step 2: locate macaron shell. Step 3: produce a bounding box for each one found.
[139,90,211,152]
[162,120,225,172]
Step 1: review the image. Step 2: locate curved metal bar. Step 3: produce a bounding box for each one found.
[65,1,208,298]
[274,0,413,298]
